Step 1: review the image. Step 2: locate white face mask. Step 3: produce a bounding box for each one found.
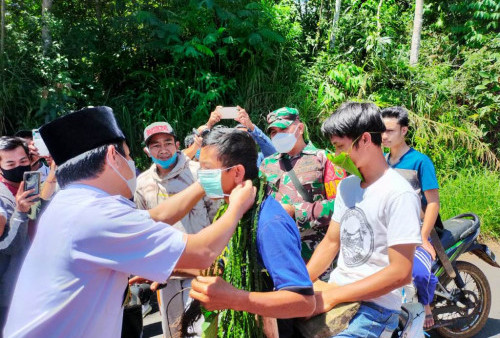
[108,151,137,195]
[271,125,298,154]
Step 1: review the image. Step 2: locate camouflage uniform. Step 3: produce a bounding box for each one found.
[259,107,346,261]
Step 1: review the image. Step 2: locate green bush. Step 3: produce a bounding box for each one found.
[439,169,500,238]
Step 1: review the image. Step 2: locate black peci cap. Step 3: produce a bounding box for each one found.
[39,106,126,165]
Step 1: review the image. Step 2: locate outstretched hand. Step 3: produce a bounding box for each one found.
[234,106,255,131]
[228,180,256,216]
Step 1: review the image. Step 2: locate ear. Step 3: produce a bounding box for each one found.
[107,145,121,166]
[175,141,180,149]
[233,164,246,184]
[297,122,304,135]
[362,132,372,146]
[401,126,408,137]
[143,147,151,157]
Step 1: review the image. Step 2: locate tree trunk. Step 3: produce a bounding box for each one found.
[409,0,423,66]
[95,0,102,26]
[1,0,5,61]
[329,0,342,49]
[41,0,52,55]
[376,0,383,36]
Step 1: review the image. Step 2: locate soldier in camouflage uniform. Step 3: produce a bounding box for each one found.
[259,107,346,264]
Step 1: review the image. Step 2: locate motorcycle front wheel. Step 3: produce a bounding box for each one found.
[433,260,491,337]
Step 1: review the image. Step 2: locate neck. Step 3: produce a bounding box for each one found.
[288,138,307,157]
[1,177,20,188]
[389,142,410,164]
[359,149,389,188]
[156,165,173,178]
[155,158,177,178]
[79,168,130,198]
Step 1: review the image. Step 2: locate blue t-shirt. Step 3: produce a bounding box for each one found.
[257,196,313,295]
[387,148,439,207]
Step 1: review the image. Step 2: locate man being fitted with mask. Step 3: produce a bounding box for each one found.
[259,107,345,271]
[134,122,220,336]
[306,102,421,337]
[188,128,316,337]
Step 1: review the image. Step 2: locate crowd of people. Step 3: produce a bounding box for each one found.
[0,102,442,338]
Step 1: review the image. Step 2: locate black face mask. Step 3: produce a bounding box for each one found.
[1,165,32,183]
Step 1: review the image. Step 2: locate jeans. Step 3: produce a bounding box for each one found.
[334,302,400,338]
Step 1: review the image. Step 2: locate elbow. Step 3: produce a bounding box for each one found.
[394,270,413,288]
[302,295,316,317]
[289,295,316,318]
[197,250,218,270]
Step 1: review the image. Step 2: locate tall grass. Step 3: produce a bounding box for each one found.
[439,169,500,239]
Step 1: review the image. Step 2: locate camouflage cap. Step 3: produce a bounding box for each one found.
[266,107,299,131]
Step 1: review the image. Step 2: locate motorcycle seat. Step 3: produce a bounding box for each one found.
[439,215,480,249]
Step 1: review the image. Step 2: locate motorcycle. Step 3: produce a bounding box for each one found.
[394,213,499,338]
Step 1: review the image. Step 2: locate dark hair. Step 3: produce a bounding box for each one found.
[0,136,30,158]
[184,134,195,148]
[14,130,33,139]
[380,106,409,127]
[321,102,385,146]
[56,142,125,188]
[202,128,258,180]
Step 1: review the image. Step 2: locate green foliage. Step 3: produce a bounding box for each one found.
[440,169,500,239]
[1,0,499,237]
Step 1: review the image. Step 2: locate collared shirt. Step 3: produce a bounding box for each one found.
[5,184,186,338]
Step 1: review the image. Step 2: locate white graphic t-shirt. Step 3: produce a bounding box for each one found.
[329,168,422,311]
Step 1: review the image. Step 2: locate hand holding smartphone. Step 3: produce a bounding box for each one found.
[23,171,41,201]
[218,107,239,119]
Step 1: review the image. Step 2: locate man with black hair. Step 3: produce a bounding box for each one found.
[381,106,440,328]
[189,128,315,336]
[14,130,51,183]
[0,137,39,332]
[306,102,421,337]
[134,122,220,336]
[4,107,255,337]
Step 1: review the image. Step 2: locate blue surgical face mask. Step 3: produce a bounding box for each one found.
[151,151,178,169]
[195,149,201,160]
[197,165,236,199]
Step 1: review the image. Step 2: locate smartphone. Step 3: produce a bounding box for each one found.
[219,107,239,119]
[32,129,50,157]
[23,171,41,200]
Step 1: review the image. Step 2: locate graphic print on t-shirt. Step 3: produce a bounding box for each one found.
[340,207,374,267]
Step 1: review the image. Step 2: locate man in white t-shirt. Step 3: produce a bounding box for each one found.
[306,102,422,337]
[3,107,255,338]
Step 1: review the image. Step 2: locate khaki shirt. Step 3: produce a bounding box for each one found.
[134,152,220,234]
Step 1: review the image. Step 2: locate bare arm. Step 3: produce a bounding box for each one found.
[190,276,315,318]
[148,181,205,224]
[421,189,439,258]
[307,219,340,281]
[175,180,256,269]
[315,244,415,314]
